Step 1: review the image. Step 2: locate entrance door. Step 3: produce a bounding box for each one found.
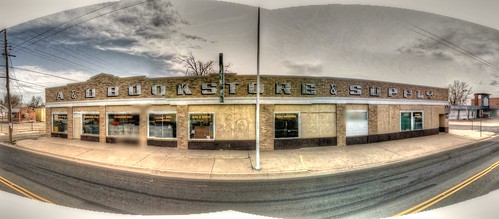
[439,114,447,133]
[73,113,82,139]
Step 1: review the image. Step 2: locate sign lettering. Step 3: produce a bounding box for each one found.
[177,84,192,95]
[201,83,217,95]
[301,83,317,95]
[128,85,141,96]
[85,88,95,98]
[56,92,64,100]
[349,85,362,95]
[107,86,119,97]
[275,83,291,95]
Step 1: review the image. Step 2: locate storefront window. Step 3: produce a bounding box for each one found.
[108,114,140,136]
[189,113,214,139]
[400,112,412,131]
[275,113,299,138]
[52,114,68,133]
[149,113,176,138]
[413,112,423,130]
[400,111,423,131]
[82,114,99,135]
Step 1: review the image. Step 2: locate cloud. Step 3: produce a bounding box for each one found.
[490,80,498,86]
[11,0,212,75]
[397,25,499,65]
[282,60,322,75]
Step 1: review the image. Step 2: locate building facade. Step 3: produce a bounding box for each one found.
[45,73,449,150]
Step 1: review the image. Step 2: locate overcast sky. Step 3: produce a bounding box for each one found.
[0,0,498,103]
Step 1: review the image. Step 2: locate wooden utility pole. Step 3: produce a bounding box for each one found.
[2,29,13,143]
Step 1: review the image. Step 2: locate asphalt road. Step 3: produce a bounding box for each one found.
[0,137,498,218]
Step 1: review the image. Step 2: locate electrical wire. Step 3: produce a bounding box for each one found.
[14,0,124,49]
[15,0,152,53]
[12,67,79,82]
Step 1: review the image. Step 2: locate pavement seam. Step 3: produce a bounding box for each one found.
[209,158,216,179]
[74,148,94,157]
[132,154,151,167]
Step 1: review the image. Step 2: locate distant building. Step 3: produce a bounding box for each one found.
[12,107,37,123]
[449,93,498,120]
[35,107,46,122]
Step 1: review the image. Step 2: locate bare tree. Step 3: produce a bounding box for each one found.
[28,96,44,108]
[179,52,231,76]
[3,94,22,109]
[448,80,473,106]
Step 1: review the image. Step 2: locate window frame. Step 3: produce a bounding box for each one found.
[51,112,68,134]
[106,111,140,138]
[188,112,216,141]
[81,112,100,136]
[400,110,424,131]
[147,111,177,139]
[274,111,301,139]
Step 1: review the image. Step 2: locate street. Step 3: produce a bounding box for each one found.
[0,137,497,218]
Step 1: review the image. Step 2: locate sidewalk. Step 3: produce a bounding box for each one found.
[4,130,498,180]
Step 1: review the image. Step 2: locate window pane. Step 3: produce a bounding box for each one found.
[413,112,423,130]
[52,114,68,133]
[401,112,412,131]
[275,113,299,138]
[108,114,140,136]
[149,113,176,138]
[82,114,99,135]
[190,114,214,139]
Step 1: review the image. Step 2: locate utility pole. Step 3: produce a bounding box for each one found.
[255,7,261,170]
[2,29,13,144]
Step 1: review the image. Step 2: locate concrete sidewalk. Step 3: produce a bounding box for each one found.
[4,129,498,180]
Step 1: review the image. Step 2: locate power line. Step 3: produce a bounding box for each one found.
[12,32,119,73]
[14,45,99,72]
[14,1,123,49]
[12,67,79,82]
[408,24,499,72]
[15,0,151,53]
[12,45,94,71]
[9,57,43,95]
[0,76,46,87]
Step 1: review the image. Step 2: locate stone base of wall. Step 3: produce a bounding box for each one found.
[106,137,139,145]
[347,128,440,145]
[147,139,177,148]
[81,135,99,142]
[188,140,255,150]
[439,127,449,133]
[51,133,68,138]
[275,137,337,150]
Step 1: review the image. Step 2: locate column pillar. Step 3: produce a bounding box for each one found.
[260,104,274,151]
[46,107,52,136]
[368,104,378,135]
[139,106,148,148]
[99,106,106,143]
[176,105,188,149]
[67,107,73,139]
[336,104,346,146]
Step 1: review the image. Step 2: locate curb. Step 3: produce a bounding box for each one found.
[1,134,498,181]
